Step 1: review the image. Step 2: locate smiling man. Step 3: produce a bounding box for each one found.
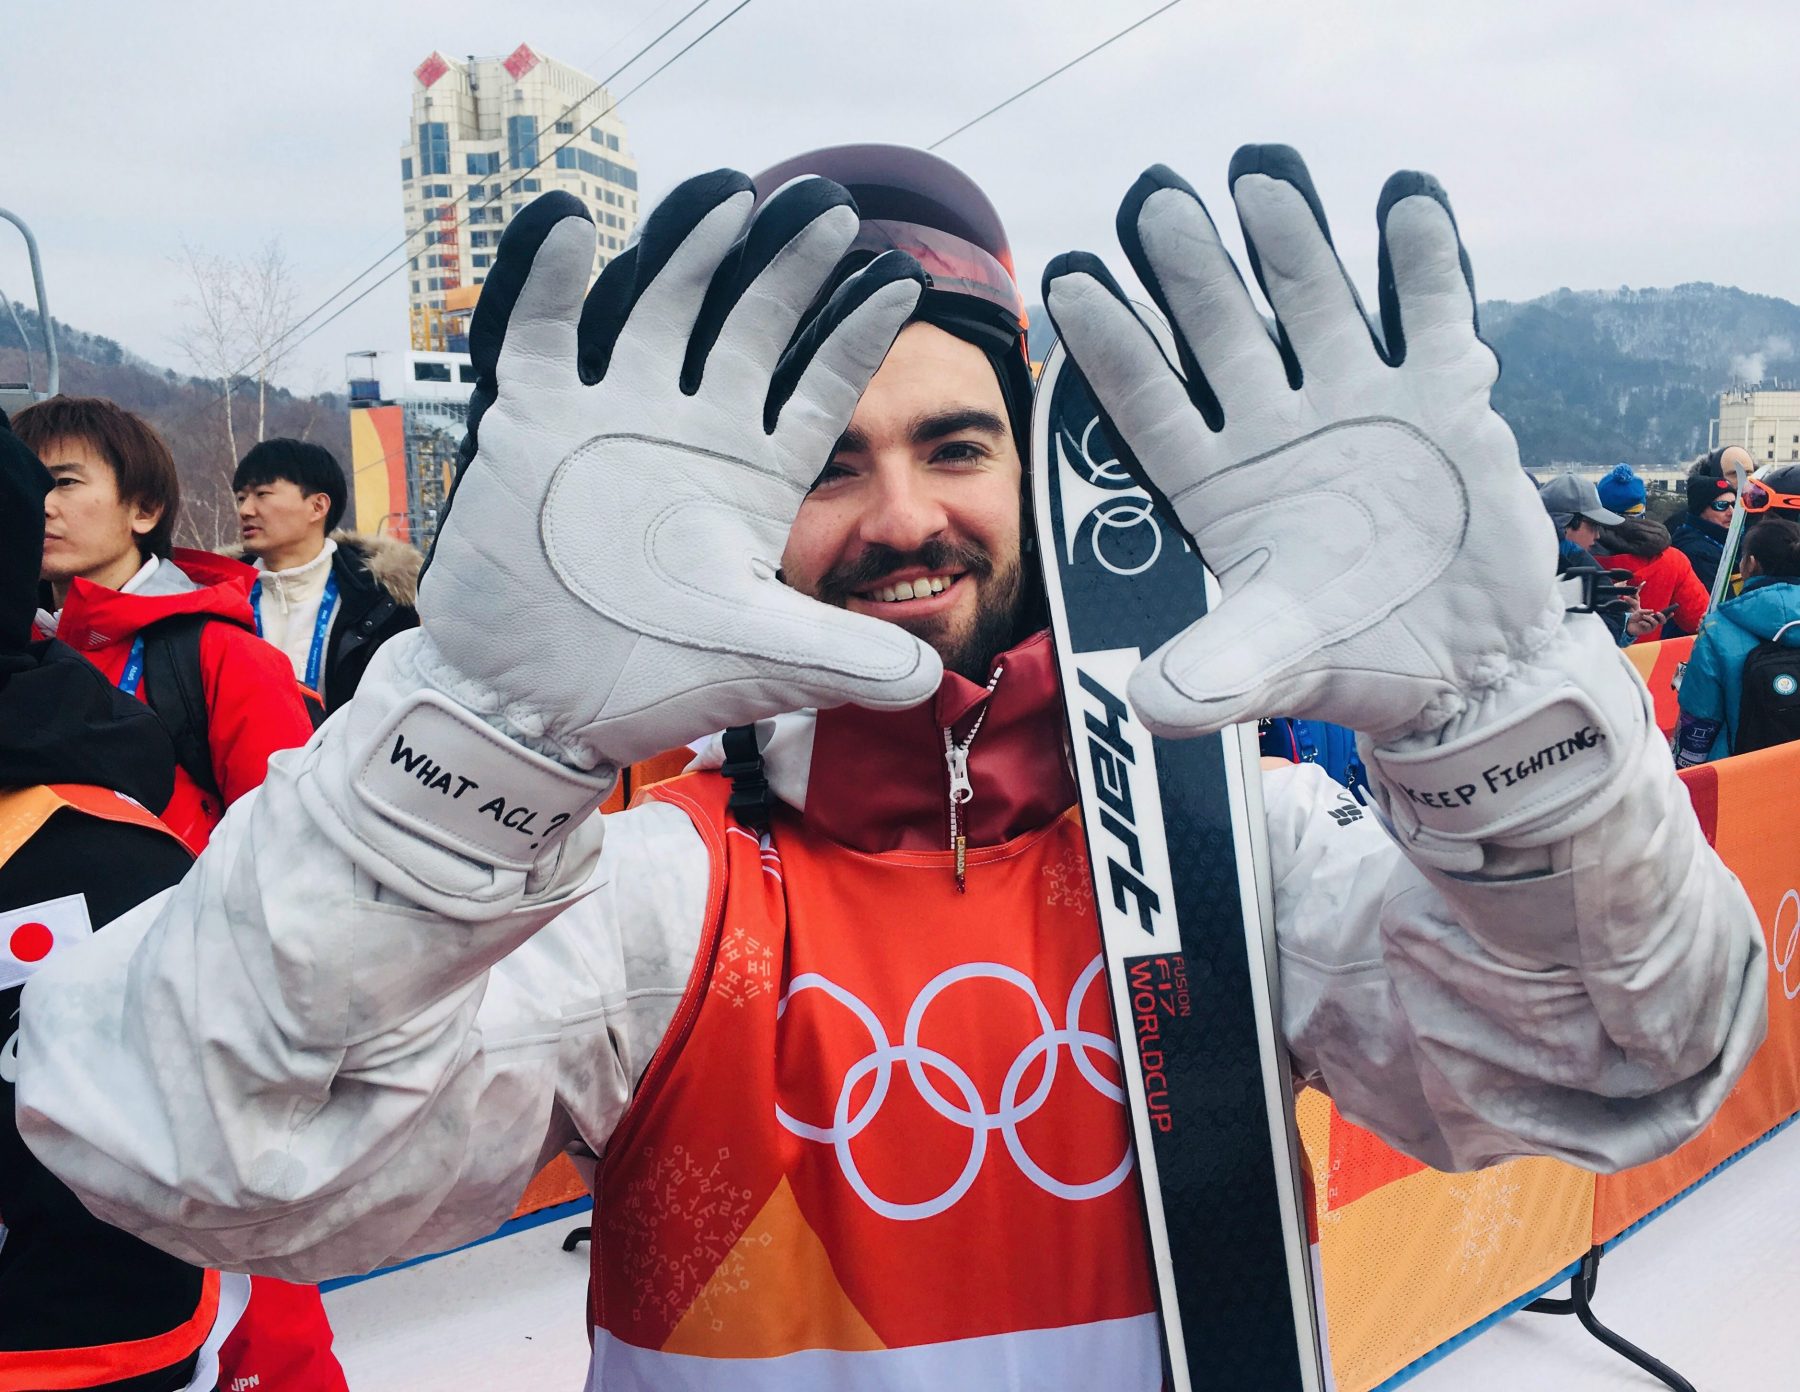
[19,147,1765,1391]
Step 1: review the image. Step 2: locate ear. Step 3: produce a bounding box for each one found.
[307,490,332,524]
[129,500,164,539]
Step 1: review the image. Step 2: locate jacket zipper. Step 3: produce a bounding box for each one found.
[943,664,1005,893]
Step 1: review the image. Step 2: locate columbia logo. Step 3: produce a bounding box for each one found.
[1327,804,1364,827]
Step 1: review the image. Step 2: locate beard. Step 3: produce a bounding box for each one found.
[811,537,1027,683]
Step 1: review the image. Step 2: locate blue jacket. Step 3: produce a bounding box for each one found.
[1674,576,1800,762]
[1259,718,1369,795]
[1668,514,1730,596]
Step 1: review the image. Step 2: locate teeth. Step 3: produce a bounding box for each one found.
[868,576,953,603]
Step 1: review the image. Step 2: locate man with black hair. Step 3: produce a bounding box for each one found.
[17,397,315,852]
[233,438,421,714]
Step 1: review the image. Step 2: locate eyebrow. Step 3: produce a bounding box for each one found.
[833,406,1010,457]
[46,461,89,477]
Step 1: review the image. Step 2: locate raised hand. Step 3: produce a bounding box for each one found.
[1042,147,1560,743]
[417,173,942,772]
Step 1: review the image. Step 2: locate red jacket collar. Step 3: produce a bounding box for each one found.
[55,549,257,654]
[806,629,1076,853]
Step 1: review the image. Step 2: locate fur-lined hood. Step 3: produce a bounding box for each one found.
[219,529,422,607]
[1596,516,1671,561]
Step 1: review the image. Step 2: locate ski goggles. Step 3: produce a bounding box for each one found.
[850,218,1029,346]
[1742,481,1800,514]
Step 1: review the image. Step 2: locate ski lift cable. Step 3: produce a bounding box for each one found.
[246,0,717,375]
[927,0,1184,152]
[179,0,754,427]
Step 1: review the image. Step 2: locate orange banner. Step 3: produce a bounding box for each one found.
[1301,1096,1591,1391]
[1591,740,1800,1243]
[1625,634,1695,739]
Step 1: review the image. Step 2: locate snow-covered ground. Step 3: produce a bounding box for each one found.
[324,1123,1800,1391]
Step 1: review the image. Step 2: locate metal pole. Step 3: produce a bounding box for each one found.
[0,207,59,399]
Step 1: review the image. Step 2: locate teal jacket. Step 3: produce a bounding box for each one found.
[1675,576,1800,762]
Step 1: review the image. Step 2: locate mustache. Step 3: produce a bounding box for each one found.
[814,539,994,605]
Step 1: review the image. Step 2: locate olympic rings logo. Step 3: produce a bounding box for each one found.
[775,954,1134,1221]
[1771,889,1800,1002]
[1059,417,1165,578]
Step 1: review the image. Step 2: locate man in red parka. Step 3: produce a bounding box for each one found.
[19,397,315,852]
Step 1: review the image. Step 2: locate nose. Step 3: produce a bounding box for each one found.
[237,496,256,519]
[855,459,950,555]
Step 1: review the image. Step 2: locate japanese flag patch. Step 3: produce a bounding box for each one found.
[1,895,94,991]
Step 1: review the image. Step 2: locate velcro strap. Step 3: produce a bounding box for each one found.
[1367,690,1616,844]
[352,690,612,870]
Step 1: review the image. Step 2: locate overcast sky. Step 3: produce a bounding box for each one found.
[5,1,1796,394]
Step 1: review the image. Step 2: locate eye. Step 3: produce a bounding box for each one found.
[933,440,988,465]
[807,460,856,493]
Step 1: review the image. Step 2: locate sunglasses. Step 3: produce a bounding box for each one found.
[1707,495,1737,514]
[1742,482,1800,514]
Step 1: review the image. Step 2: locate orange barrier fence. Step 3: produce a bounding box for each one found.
[1625,634,1695,739]
[1298,735,1800,1390]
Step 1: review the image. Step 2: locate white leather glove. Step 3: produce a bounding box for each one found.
[1043,148,1647,868]
[341,174,942,874]
[416,173,941,772]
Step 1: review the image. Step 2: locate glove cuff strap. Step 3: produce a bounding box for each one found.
[1364,614,1649,869]
[351,689,613,871]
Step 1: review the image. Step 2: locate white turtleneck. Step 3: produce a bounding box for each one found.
[253,538,338,692]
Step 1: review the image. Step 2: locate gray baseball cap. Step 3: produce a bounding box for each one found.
[1537,474,1625,527]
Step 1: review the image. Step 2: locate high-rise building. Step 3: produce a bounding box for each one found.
[401,43,640,350]
[1712,387,1800,467]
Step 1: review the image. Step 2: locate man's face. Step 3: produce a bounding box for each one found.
[40,435,158,585]
[1703,490,1740,526]
[781,322,1025,683]
[1566,516,1601,550]
[236,477,328,556]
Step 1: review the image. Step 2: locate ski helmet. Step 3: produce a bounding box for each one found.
[1744,463,1800,519]
[752,145,1034,448]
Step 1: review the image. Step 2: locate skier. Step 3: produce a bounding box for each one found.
[18,146,1765,1389]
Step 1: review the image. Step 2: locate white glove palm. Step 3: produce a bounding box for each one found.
[1043,149,1560,742]
[417,174,942,771]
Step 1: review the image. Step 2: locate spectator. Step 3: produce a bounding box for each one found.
[1596,462,1649,519]
[1741,462,1800,532]
[1674,517,1800,765]
[1537,472,1651,645]
[1592,465,1709,642]
[0,411,345,1391]
[230,438,421,715]
[1669,447,1747,594]
[17,397,314,852]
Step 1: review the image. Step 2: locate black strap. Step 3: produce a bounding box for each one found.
[720,724,771,832]
[138,614,222,802]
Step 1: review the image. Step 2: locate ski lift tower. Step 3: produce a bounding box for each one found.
[0,208,60,416]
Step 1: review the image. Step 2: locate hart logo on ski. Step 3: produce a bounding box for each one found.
[1034,323,1327,1392]
[1070,652,1180,955]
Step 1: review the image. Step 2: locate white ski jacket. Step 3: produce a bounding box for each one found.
[16,629,1767,1283]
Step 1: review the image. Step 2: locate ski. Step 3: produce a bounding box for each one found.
[1032,325,1328,1391]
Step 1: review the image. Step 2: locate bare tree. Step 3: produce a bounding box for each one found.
[172,238,299,472]
[173,244,246,468]
[235,240,298,445]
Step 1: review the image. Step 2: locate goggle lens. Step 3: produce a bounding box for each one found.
[850,219,1028,335]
